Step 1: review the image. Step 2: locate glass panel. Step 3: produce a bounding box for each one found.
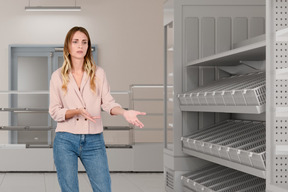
[11,56,51,146]
[17,95,49,108]
[17,130,48,145]
[0,93,52,147]
[17,56,49,90]
[17,112,49,126]
[58,56,64,68]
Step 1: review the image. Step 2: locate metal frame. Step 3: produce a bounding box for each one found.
[164,21,174,150]
[266,0,288,191]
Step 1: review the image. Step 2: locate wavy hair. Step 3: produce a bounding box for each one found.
[61,26,96,93]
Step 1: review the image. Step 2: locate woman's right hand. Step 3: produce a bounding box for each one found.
[78,108,101,123]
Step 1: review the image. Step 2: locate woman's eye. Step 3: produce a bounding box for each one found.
[83,41,87,44]
[72,41,77,44]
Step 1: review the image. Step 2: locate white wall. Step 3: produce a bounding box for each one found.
[0,0,164,91]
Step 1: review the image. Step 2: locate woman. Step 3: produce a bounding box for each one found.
[49,26,146,192]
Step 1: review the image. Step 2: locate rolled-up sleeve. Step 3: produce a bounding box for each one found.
[49,73,68,122]
[100,70,121,115]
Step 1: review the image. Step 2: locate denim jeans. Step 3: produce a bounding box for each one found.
[53,132,111,192]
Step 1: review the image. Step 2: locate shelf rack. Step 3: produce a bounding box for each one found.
[181,165,265,192]
[180,105,265,114]
[179,41,267,187]
[183,148,266,179]
[181,120,266,178]
[178,72,266,114]
[0,108,48,112]
[0,108,52,130]
[186,41,265,67]
[0,126,52,131]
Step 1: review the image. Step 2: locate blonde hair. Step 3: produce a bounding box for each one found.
[61,26,96,93]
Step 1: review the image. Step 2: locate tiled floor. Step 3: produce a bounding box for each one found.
[0,172,165,192]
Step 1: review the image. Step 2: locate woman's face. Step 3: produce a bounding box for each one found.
[69,31,89,61]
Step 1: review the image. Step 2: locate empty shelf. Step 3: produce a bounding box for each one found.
[180,105,265,114]
[182,120,266,172]
[183,148,266,179]
[0,108,48,112]
[181,165,265,192]
[187,40,265,66]
[178,72,265,113]
[26,144,52,148]
[0,126,53,131]
[103,126,131,130]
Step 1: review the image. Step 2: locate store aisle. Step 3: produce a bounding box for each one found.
[0,172,165,192]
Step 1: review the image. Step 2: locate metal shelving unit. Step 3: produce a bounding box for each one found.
[179,45,267,185]
[165,0,288,191]
[163,1,272,192]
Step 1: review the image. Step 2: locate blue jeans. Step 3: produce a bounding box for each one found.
[53,132,111,192]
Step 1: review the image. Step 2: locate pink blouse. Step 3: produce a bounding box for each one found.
[49,66,121,134]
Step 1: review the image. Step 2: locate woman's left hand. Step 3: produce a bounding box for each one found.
[123,110,146,128]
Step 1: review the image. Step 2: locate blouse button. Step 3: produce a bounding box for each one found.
[76,118,79,121]
[85,118,87,121]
